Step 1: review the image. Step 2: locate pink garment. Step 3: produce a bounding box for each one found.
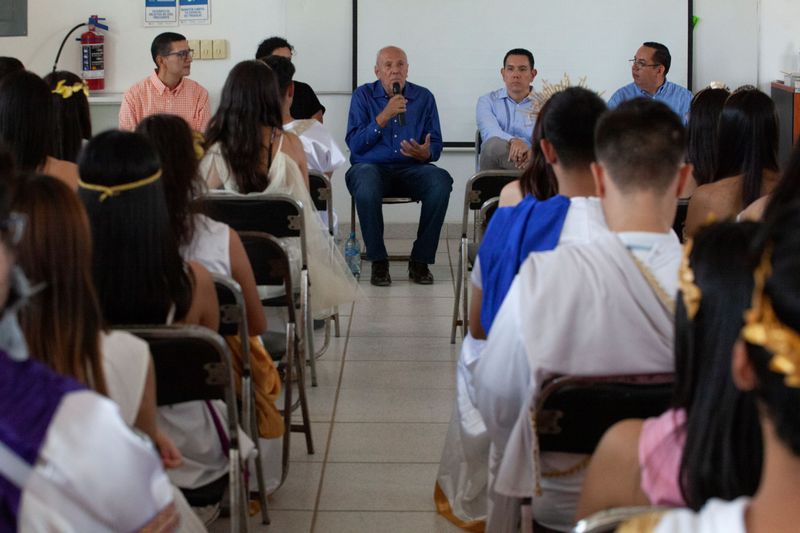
[638,408,687,506]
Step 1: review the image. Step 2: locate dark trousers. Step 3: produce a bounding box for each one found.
[346,163,453,264]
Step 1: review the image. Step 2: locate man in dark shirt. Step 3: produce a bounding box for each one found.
[345,46,453,286]
[255,36,325,122]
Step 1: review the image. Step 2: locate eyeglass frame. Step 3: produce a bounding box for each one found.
[629,59,661,70]
[162,48,194,60]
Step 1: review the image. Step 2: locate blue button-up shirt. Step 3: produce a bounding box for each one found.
[608,80,692,123]
[476,87,535,147]
[346,80,443,165]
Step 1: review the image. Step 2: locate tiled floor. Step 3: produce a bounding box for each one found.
[211,238,465,532]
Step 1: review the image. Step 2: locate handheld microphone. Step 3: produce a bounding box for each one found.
[392,82,406,126]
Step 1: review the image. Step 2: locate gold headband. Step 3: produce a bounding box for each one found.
[741,245,800,387]
[51,79,89,99]
[78,170,162,202]
[679,239,701,320]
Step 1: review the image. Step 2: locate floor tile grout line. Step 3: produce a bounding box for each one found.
[309,300,354,533]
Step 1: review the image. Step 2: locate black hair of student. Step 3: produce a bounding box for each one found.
[136,114,201,249]
[0,70,54,172]
[594,98,686,193]
[541,87,606,169]
[0,142,14,183]
[255,36,293,59]
[744,202,800,457]
[518,98,557,200]
[686,87,729,186]
[42,71,92,163]
[263,55,296,96]
[763,138,800,223]
[642,41,671,75]
[204,60,284,194]
[673,221,763,510]
[78,130,192,325]
[150,32,187,66]
[0,57,24,81]
[714,89,779,207]
[503,48,534,69]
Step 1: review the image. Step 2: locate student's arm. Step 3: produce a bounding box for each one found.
[133,357,183,469]
[228,228,267,335]
[476,93,512,144]
[186,261,220,332]
[281,131,310,189]
[469,285,486,339]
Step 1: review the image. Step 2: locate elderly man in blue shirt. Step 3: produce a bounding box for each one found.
[345,46,453,287]
[608,42,692,122]
[476,48,537,171]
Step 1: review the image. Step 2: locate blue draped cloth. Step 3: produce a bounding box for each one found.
[478,194,571,332]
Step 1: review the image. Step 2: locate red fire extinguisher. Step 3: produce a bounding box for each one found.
[80,15,108,91]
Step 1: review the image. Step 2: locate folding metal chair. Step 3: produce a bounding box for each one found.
[212,274,269,524]
[474,129,483,171]
[239,231,315,474]
[126,325,250,533]
[203,192,320,387]
[350,194,417,262]
[450,170,521,343]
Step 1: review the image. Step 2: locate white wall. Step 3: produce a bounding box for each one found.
[0,0,785,226]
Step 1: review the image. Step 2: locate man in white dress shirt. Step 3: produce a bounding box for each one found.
[474,98,691,532]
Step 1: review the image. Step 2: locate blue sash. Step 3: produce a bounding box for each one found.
[479,194,571,332]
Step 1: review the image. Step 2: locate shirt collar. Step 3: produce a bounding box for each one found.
[371,80,418,100]
[149,71,185,95]
[636,79,668,97]
[498,86,533,103]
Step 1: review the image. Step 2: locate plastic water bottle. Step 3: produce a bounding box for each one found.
[344,231,361,278]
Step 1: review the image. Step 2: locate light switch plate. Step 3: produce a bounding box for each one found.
[200,40,213,60]
[212,39,227,59]
[188,39,200,58]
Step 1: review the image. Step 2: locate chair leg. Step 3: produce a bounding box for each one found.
[291,328,315,455]
[249,383,270,524]
[314,316,332,359]
[279,323,294,487]
[333,308,341,338]
[450,239,464,344]
[301,270,318,387]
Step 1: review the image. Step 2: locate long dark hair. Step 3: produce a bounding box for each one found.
[136,114,201,248]
[0,71,54,171]
[14,174,108,395]
[78,130,192,325]
[714,89,779,207]
[204,60,284,193]
[518,98,557,199]
[42,71,92,163]
[763,137,800,223]
[674,221,762,509]
[686,87,729,186]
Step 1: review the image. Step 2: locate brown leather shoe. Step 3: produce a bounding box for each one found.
[370,260,391,286]
[408,260,434,284]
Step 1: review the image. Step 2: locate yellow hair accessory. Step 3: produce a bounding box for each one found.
[741,245,800,387]
[679,239,701,320]
[78,170,162,202]
[192,131,206,161]
[51,79,89,99]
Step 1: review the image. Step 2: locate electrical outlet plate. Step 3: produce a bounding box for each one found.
[188,39,200,58]
[200,40,213,60]
[212,39,227,59]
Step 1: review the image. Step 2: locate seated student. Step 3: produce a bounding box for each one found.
[621,204,800,533]
[474,99,689,532]
[434,88,607,530]
[740,138,800,223]
[43,71,92,164]
[0,174,178,531]
[682,87,729,199]
[201,60,357,316]
[0,71,79,189]
[684,89,780,237]
[576,222,762,520]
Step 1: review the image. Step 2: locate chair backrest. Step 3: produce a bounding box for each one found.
[673,198,690,243]
[477,196,500,241]
[127,325,237,409]
[461,170,522,237]
[307,170,331,213]
[212,274,248,339]
[238,231,297,323]
[534,373,674,455]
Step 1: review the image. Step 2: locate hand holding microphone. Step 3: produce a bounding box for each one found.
[376,83,407,128]
[392,82,406,126]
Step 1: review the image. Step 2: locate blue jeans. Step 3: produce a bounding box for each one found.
[346,163,453,264]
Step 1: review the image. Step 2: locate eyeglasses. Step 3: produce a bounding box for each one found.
[163,49,194,59]
[629,59,660,70]
[0,213,26,247]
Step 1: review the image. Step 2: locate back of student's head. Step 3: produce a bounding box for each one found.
[43,71,92,163]
[0,70,54,171]
[715,89,779,206]
[687,87,729,186]
[205,60,283,193]
[741,202,800,457]
[78,130,191,325]
[255,36,292,59]
[594,98,686,193]
[263,55,296,96]
[518,97,557,199]
[762,138,800,224]
[0,141,14,182]
[0,57,23,81]
[674,221,762,509]
[150,32,186,66]
[136,114,200,248]
[542,87,607,169]
[14,173,107,395]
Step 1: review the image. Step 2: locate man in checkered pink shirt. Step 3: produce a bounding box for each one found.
[119,32,210,133]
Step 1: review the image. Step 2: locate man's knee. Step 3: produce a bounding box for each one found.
[346,163,383,201]
[479,137,515,170]
[418,166,453,202]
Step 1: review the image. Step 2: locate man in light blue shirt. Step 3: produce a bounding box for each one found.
[476,48,537,170]
[608,42,692,123]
